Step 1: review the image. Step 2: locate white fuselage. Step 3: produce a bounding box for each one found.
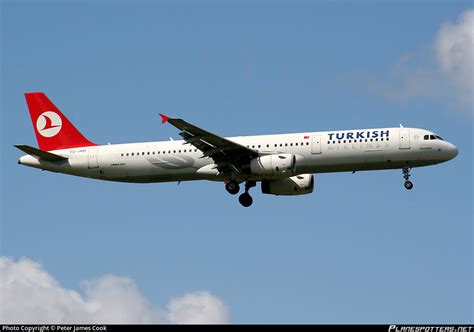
[19,127,458,183]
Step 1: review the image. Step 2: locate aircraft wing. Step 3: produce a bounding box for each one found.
[159,114,258,175]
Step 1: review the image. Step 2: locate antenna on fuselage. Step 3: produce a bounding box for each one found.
[399,124,404,128]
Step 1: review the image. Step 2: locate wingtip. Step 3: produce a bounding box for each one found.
[159,113,170,124]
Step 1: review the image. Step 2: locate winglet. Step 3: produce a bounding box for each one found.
[159,113,170,124]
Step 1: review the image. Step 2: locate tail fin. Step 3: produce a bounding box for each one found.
[25,92,96,151]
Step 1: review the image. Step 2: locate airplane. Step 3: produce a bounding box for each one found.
[16,92,458,207]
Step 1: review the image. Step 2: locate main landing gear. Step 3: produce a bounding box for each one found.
[225,180,256,207]
[403,167,414,190]
[239,181,256,207]
[225,181,240,195]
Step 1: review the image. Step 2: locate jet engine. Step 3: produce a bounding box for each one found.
[250,154,296,176]
[261,174,314,196]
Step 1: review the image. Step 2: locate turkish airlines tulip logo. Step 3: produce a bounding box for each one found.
[36,111,62,137]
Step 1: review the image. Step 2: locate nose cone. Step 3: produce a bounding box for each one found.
[447,143,458,160]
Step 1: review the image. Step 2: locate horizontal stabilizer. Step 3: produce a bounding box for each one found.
[14,144,68,162]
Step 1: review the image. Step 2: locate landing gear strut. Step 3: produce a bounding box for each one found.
[239,181,256,207]
[225,181,240,195]
[403,167,413,190]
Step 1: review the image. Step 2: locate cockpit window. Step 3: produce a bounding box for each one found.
[424,134,443,140]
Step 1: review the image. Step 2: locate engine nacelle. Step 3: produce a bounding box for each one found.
[261,174,314,196]
[250,154,296,176]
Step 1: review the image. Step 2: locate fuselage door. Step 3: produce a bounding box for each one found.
[399,129,411,150]
[311,136,322,154]
[88,148,99,169]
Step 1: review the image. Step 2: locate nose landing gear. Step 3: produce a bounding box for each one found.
[238,181,256,207]
[403,167,413,190]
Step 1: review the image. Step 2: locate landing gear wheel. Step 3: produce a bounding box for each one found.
[239,193,253,207]
[402,166,413,190]
[225,181,240,195]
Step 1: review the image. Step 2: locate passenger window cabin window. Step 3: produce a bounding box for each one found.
[296,143,298,146]
[306,142,309,146]
[333,141,336,144]
[266,144,269,148]
[126,153,129,156]
[258,145,261,148]
[285,143,288,147]
[274,144,277,147]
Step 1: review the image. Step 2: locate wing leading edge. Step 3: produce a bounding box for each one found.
[159,114,258,175]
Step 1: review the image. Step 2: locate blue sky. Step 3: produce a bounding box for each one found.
[1,0,472,323]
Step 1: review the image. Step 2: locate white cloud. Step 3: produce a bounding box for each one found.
[366,9,474,112]
[435,9,474,107]
[365,51,443,103]
[166,291,231,324]
[0,257,230,324]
